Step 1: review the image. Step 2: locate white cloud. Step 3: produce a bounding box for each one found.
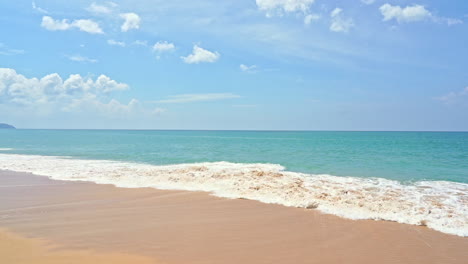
[157,93,240,104]
[95,99,140,117]
[0,43,25,56]
[330,8,354,33]
[379,4,462,26]
[61,74,92,94]
[62,96,143,119]
[0,68,159,121]
[256,0,316,16]
[32,1,48,13]
[0,68,128,105]
[41,16,103,34]
[72,19,104,34]
[67,55,98,63]
[240,64,257,73]
[107,39,126,47]
[361,0,375,5]
[0,68,168,124]
[153,41,175,52]
[41,16,72,31]
[86,2,116,14]
[120,13,141,32]
[304,14,320,25]
[380,4,432,23]
[94,75,129,93]
[437,87,468,105]
[181,45,220,64]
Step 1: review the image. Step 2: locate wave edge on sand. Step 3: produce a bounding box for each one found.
[0,153,466,237]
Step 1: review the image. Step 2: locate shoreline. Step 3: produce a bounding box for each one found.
[1,153,467,237]
[1,169,467,264]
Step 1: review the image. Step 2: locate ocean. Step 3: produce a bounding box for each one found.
[0,130,467,236]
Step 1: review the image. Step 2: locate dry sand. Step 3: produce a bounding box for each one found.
[0,228,158,264]
[0,170,467,264]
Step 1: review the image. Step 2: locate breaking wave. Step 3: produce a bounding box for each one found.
[0,153,466,237]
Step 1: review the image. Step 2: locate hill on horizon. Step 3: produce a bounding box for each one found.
[0,123,16,129]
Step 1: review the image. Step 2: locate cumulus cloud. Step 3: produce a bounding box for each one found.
[41,16,71,31]
[66,55,98,63]
[181,45,220,64]
[120,13,141,32]
[330,8,354,33]
[240,64,257,73]
[256,0,315,17]
[153,41,175,52]
[379,3,462,25]
[379,4,431,23]
[107,39,126,47]
[437,87,468,105]
[157,93,240,104]
[73,19,104,34]
[41,16,103,34]
[0,68,168,122]
[95,75,129,93]
[0,68,128,106]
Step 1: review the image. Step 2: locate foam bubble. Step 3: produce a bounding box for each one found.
[0,153,466,237]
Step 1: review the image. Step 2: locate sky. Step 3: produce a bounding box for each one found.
[0,0,467,130]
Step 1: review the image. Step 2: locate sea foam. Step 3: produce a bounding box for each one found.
[0,153,466,237]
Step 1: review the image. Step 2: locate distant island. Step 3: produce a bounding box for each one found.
[0,123,16,129]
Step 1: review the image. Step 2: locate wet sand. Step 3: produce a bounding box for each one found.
[0,170,467,264]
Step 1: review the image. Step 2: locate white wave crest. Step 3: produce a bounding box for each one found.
[0,153,466,236]
[0,148,13,151]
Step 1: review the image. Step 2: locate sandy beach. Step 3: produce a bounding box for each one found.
[0,228,156,264]
[0,169,467,264]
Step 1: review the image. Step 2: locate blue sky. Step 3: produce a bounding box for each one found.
[0,0,467,130]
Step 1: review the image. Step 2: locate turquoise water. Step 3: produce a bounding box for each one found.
[0,129,467,183]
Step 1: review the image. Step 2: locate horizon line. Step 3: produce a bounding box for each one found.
[4,128,468,133]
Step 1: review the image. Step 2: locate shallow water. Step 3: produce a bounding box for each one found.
[0,130,467,183]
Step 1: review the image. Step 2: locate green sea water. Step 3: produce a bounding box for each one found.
[0,130,466,183]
